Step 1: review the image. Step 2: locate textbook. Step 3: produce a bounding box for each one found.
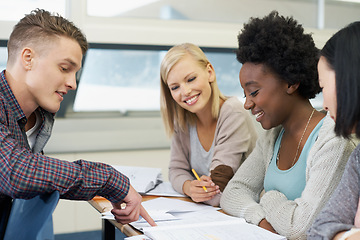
[112,165,163,194]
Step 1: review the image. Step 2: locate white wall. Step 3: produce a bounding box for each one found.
[44,117,170,153]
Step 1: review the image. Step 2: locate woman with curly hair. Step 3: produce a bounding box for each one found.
[220,11,358,239]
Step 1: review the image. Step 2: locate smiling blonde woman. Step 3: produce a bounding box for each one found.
[160,43,258,206]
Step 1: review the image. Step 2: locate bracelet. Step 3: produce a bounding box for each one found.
[339,228,360,240]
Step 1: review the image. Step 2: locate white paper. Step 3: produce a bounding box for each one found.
[144,182,185,197]
[124,235,151,240]
[130,208,241,231]
[112,165,163,193]
[101,210,178,222]
[143,218,286,240]
[141,197,219,213]
[130,198,222,231]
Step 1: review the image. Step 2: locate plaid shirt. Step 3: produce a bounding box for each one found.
[0,70,129,202]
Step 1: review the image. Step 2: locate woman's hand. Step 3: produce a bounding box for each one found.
[333,230,360,240]
[183,175,220,203]
[354,198,360,227]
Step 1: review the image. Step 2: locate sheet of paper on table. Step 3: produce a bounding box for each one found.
[143,218,287,240]
[101,197,218,222]
[112,165,185,197]
[127,197,286,240]
[112,165,163,194]
[145,182,185,197]
[124,235,151,240]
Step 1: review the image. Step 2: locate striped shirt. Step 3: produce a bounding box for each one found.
[0,70,129,202]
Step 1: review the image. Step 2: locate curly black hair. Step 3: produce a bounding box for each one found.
[236,11,320,99]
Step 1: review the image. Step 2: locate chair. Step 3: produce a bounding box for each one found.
[3,191,60,240]
[0,196,12,239]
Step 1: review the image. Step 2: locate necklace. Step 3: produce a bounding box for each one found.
[277,108,315,168]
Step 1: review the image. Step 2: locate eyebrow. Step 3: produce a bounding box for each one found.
[64,58,79,68]
[167,72,194,86]
[244,80,258,87]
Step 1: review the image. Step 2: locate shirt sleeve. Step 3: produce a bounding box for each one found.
[210,102,257,186]
[307,146,360,240]
[0,123,130,203]
[168,129,193,194]
[220,132,270,225]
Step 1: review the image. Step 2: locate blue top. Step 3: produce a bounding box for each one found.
[264,118,325,200]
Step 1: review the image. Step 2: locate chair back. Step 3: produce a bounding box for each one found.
[3,191,60,240]
[0,196,12,239]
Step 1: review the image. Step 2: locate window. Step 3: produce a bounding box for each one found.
[86,0,360,30]
[73,44,243,113]
[0,41,323,115]
[0,41,7,71]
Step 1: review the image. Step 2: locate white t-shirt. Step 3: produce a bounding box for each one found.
[26,111,41,150]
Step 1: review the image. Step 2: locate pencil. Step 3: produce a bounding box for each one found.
[192,168,208,192]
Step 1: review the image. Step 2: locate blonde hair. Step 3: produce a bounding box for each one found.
[160,43,226,136]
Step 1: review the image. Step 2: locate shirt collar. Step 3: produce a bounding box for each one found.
[0,70,27,122]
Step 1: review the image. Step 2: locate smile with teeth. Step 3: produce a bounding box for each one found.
[185,94,199,104]
[255,111,264,119]
[56,91,65,99]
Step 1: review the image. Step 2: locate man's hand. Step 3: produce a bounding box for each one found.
[111,185,156,226]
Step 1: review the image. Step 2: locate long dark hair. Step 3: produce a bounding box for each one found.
[321,21,360,138]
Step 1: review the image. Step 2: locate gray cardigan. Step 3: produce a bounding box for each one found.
[168,97,258,206]
[220,115,358,240]
[308,144,360,240]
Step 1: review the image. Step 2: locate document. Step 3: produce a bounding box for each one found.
[143,218,287,240]
[112,165,163,194]
[145,182,185,197]
[125,235,151,240]
[128,197,286,240]
[129,197,220,230]
[130,206,234,231]
[102,210,178,222]
[141,197,219,213]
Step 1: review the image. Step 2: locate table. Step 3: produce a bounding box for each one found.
[88,195,192,240]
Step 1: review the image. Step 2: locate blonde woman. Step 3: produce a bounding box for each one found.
[160,43,257,206]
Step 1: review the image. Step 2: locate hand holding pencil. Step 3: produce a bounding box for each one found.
[192,169,208,192]
[182,169,220,203]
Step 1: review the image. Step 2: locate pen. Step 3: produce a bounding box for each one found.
[192,168,208,192]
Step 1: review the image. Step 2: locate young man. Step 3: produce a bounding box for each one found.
[0,8,155,238]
